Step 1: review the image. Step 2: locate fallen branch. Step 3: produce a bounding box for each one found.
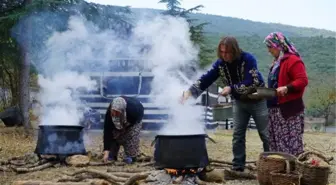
[224,169,256,180]
[57,173,95,182]
[195,176,207,185]
[124,172,151,185]
[12,180,109,185]
[209,159,256,165]
[24,159,48,169]
[137,162,154,167]
[0,159,9,165]
[107,168,151,173]
[110,172,133,178]
[0,165,12,172]
[12,162,56,174]
[172,176,183,184]
[88,161,114,166]
[10,160,26,166]
[135,156,152,163]
[69,169,126,184]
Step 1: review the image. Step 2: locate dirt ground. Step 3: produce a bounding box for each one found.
[0,125,335,185]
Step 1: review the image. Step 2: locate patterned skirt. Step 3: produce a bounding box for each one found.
[109,122,142,159]
[268,107,304,156]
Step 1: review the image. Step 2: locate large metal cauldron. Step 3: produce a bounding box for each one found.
[34,125,87,156]
[152,134,211,169]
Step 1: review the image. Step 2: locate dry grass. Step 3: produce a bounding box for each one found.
[0,125,335,185]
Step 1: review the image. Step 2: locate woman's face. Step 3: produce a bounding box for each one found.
[268,47,281,58]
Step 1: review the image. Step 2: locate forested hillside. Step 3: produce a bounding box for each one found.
[131,8,336,38]
[0,0,334,127]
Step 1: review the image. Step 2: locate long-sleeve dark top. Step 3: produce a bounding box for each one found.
[103,96,144,151]
[189,51,265,101]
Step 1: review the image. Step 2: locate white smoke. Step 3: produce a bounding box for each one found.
[33,16,126,126]
[131,16,206,135]
[28,12,206,134]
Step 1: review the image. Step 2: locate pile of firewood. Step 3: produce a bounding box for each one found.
[0,152,153,173]
[1,152,261,185]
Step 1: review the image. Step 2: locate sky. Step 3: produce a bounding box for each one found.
[85,0,336,32]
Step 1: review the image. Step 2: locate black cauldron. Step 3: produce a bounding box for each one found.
[153,134,213,169]
[34,125,87,156]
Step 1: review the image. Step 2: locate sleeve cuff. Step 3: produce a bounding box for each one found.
[286,84,295,93]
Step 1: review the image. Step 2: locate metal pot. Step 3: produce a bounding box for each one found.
[248,87,277,99]
[212,103,233,121]
[152,134,214,169]
[34,125,87,156]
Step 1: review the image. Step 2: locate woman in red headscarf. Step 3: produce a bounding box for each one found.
[264,32,308,156]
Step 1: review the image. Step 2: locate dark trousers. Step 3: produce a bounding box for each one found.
[232,100,269,170]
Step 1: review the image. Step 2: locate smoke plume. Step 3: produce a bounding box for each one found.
[12,6,207,134]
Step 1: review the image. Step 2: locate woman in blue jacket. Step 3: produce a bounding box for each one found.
[181,36,269,172]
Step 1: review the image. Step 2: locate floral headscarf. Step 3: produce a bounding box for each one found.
[264,32,300,56]
[110,97,128,130]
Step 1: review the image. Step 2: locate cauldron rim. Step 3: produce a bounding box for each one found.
[155,134,208,137]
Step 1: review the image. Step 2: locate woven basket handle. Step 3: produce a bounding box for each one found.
[298,151,329,163]
[285,159,290,174]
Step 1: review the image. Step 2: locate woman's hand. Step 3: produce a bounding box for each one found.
[179,90,192,104]
[276,86,288,96]
[103,150,110,163]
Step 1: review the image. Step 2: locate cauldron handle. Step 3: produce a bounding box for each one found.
[150,137,158,147]
[205,135,216,143]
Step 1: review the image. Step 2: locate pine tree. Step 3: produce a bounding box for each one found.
[158,0,213,68]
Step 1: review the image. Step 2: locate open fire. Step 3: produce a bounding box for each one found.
[163,168,206,184]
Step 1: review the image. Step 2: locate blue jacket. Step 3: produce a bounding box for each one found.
[189,51,265,100]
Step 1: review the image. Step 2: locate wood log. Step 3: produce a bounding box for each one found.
[107,168,150,173]
[209,159,256,165]
[199,169,225,183]
[137,162,154,167]
[57,173,94,182]
[0,159,9,165]
[13,162,56,173]
[24,160,48,169]
[195,176,207,185]
[172,176,183,184]
[135,156,152,163]
[0,165,12,172]
[124,172,151,185]
[10,160,26,166]
[110,172,134,178]
[223,169,256,180]
[88,161,113,166]
[12,181,104,185]
[69,169,126,184]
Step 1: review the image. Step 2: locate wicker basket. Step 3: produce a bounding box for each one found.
[270,160,302,185]
[257,152,297,185]
[295,151,331,185]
